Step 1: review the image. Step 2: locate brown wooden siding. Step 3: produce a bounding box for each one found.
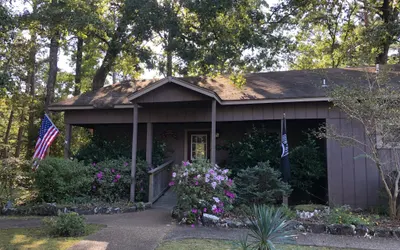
[65,102,331,125]
[136,83,211,103]
[65,101,388,208]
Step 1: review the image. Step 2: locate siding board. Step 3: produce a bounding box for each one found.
[340,119,355,207]
[326,118,344,206]
[352,120,368,208]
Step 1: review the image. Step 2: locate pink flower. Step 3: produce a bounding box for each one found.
[213,197,220,203]
[211,182,217,189]
[183,161,190,166]
[225,190,235,199]
[124,162,129,166]
[92,163,96,167]
[192,208,198,214]
[203,208,207,212]
[96,172,103,179]
[227,179,233,187]
[169,181,175,186]
[172,172,176,178]
[116,174,121,180]
[111,169,115,173]
[191,224,195,228]
[195,181,198,186]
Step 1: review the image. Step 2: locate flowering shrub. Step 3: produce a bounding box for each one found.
[92,158,149,202]
[170,159,235,225]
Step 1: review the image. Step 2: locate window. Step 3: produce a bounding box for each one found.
[190,134,208,160]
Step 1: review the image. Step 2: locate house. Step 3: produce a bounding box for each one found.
[50,66,400,208]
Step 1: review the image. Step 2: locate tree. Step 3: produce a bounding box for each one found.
[152,0,292,76]
[288,0,400,69]
[318,65,400,218]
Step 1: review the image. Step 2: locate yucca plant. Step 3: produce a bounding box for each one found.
[238,205,296,250]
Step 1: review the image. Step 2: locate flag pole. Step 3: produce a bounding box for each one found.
[281,113,289,206]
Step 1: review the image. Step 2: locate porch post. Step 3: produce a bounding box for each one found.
[211,100,216,165]
[130,103,139,202]
[64,123,71,159]
[146,122,153,167]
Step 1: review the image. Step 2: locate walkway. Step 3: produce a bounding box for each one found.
[70,190,177,250]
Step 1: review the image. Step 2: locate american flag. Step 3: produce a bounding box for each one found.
[33,114,59,161]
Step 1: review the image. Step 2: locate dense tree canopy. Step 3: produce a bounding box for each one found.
[1,0,400,159]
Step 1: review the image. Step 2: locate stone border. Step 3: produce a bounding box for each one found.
[198,214,399,239]
[1,202,152,216]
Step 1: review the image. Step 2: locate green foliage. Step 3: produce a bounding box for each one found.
[34,157,93,203]
[74,135,131,164]
[92,158,149,202]
[223,126,281,176]
[224,127,325,202]
[234,162,291,205]
[43,212,87,237]
[238,205,295,250]
[327,207,372,226]
[171,159,235,223]
[289,134,325,194]
[0,158,32,207]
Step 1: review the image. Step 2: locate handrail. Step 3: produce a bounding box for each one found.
[148,160,173,174]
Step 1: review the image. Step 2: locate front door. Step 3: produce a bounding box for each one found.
[187,131,210,161]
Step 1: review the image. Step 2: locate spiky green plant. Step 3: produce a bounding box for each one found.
[239,205,296,250]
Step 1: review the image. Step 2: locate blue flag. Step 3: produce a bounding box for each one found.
[281,114,290,182]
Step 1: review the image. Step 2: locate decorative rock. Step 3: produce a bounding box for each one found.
[392,229,400,238]
[355,225,368,236]
[202,213,220,226]
[304,223,326,233]
[297,225,306,232]
[373,228,392,238]
[327,224,355,235]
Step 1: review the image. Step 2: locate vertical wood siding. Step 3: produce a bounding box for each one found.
[65,101,386,208]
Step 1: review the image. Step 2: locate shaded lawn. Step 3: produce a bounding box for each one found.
[157,239,354,250]
[0,224,104,250]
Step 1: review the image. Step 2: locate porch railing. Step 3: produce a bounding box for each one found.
[148,160,173,203]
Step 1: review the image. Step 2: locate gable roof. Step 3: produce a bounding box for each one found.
[50,65,400,110]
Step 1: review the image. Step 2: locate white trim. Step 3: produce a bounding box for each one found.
[48,106,94,111]
[184,129,211,161]
[114,104,135,108]
[127,77,223,103]
[190,133,208,161]
[221,97,329,105]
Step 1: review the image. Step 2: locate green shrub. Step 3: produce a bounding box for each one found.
[0,158,32,207]
[327,207,371,226]
[234,162,291,205]
[238,205,295,250]
[223,127,326,204]
[75,135,131,164]
[34,157,93,203]
[289,134,325,195]
[294,204,328,212]
[92,158,149,202]
[43,212,86,237]
[222,126,280,176]
[171,159,235,224]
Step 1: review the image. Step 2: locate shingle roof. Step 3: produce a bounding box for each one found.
[51,65,400,109]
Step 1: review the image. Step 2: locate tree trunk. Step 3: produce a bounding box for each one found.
[389,197,398,218]
[73,37,83,96]
[112,71,117,84]
[44,33,60,113]
[375,0,390,64]
[26,34,37,158]
[2,108,14,158]
[92,21,127,91]
[15,111,25,157]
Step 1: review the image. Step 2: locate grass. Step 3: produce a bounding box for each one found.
[0,224,104,250]
[157,239,353,250]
